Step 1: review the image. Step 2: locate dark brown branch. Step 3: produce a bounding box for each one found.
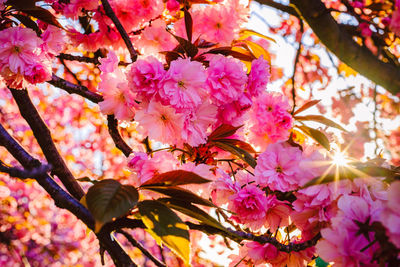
[117,230,166,267]
[48,74,104,104]
[100,0,138,62]
[10,88,85,200]
[58,53,100,64]
[0,123,136,267]
[290,0,400,95]
[57,53,130,66]
[253,0,299,17]
[106,217,320,253]
[107,115,133,157]
[0,160,52,179]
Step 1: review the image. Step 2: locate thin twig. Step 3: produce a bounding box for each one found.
[291,20,304,114]
[100,0,138,62]
[10,88,85,200]
[48,74,104,104]
[117,230,166,267]
[107,115,133,157]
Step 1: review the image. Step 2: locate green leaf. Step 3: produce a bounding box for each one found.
[140,186,215,207]
[158,198,225,231]
[297,125,330,151]
[213,140,257,168]
[140,170,211,187]
[293,100,321,115]
[86,179,139,232]
[138,200,190,265]
[315,257,329,267]
[295,115,347,132]
[208,124,243,141]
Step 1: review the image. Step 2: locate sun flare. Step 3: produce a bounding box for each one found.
[331,151,350,167]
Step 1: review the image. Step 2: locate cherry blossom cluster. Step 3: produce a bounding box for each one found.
[0,25,65,89]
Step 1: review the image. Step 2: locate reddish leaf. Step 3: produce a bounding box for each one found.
[212,138,256,153]
[205,47,255,62]
[184,8,193,42]
[140,186,215,207]
[208,124,243,141]
[214,140,257,168]
[140,170,211,187]
[293,100,321,115]
[193,37,218,48]
[168,31,198,58]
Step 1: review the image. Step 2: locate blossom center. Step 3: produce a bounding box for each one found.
[160,114,168,121]
[13,46,20,53]
[275,166,283,173]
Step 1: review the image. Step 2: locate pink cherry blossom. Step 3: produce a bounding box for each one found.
[211,170,239,206]
[127,56,166,101]
[247,93,293,150]
[206,55,247,106]
[264,195,291,232]
[229,184,268,230]
[134,100,184,145]
[379,181,400,248]
[254,142,303,191]
[159,58,206,111]
[247,55,270,97]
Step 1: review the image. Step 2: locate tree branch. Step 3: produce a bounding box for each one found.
[107,115,133,157]
[48,74,104,104]
[10,88,85,200]
[290,0,400,95]
[117,230,166,267]
[0,160,52,179]
[100,0,138,62]
[253,0,299,17]
[0,123,136,267]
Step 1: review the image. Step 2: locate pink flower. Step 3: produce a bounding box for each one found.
[254,142,303,192]
[181,101,218,147]
[390,2,400,36]
[134,19,177,56]
[24,63,51,84]
[40,25,66,56]
[316,195,382,266]
[127,151,178,185]
[127,56,165,101]
[99,51,119,73]
[98,67,136,120]
[159,58,206,111]
[264,195,291,232]
[211,170,239,206]
[134,100,184,145]
[379,181,400,248]
[359,22,372,37]
[166,0,180,12]
[0,27,44,87]
[247,55,270,97]
[206,55,247,106]
[247,93,293,150]
[229,184,268,230]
